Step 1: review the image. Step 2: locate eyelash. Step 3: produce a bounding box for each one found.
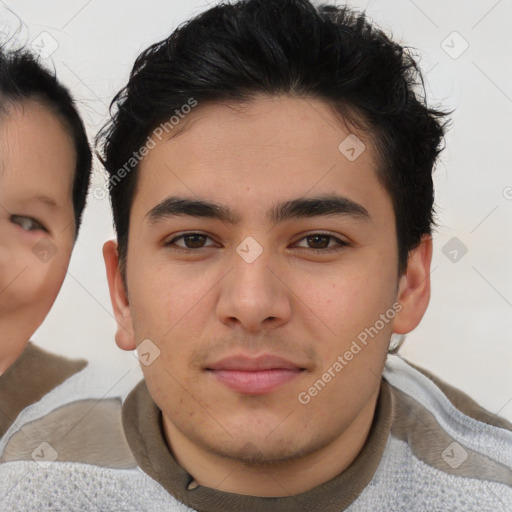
[163,232,349,254]
[10,215,48,233]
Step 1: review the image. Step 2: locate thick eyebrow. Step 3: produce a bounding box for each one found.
[269,195,369,223]
[146,194,370,226]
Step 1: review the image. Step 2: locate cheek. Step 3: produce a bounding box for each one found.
[292,257,397,334]
[21,259,69,308]
[128,261,213,389]
[129,255,211,337]
[0,235,69,304]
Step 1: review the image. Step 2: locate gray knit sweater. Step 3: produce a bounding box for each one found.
[1,355,511,511]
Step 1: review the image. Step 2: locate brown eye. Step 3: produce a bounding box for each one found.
[294,233,348,253]
[181,234,207,248]
[164,233,216,250]
[306,234,330,249]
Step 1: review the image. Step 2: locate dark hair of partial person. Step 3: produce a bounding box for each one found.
[97,0,450,277]
[0,46,92,237]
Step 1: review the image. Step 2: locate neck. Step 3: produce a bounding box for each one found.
[163,386,380,497]
[0,324,29,375]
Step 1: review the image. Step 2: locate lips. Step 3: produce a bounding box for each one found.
[206,354,305,395]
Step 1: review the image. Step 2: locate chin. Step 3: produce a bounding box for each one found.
[198,430,320,467]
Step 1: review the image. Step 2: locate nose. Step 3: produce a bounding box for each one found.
[216,246,292,332]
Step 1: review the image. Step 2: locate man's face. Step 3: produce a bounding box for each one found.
[0,101,75,372]
[109,95,425,466]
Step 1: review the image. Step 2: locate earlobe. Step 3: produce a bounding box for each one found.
[392,235,433,335]
[103,240,136,351]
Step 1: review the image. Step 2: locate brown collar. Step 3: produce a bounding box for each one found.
[122,378,393,512]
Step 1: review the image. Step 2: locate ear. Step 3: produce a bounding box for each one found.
[103,240,136,351]
[392,234,432,334]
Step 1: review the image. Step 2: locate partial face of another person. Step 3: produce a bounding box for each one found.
[105,96,431,471]
[0,100,76,372]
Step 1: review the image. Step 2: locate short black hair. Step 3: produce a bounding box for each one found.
[98,0,449,275]
[0,46,92,237]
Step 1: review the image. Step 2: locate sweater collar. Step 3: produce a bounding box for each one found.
[122,377,393,512]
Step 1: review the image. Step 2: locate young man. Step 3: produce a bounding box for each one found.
[2,0,511,510]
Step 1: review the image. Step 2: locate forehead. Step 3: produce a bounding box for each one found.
[133,95,389,222]
[0,99,75,198]
[150,95,376,168]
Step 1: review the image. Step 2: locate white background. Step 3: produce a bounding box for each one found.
[1,0,511,420]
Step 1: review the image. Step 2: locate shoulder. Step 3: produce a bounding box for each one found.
[373,355,512,510]
[0,343,87,437]
[0,359,166,510]
[0,357,143,470]
[401,356,512,431]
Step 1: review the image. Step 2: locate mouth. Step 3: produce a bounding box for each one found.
[205,354,306,395]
